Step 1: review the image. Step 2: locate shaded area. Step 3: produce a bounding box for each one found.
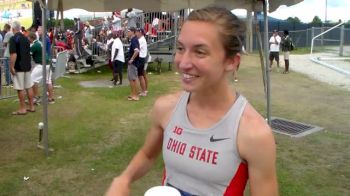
[79,79,129,88]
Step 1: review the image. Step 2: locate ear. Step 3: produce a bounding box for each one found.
[224,53,241,72]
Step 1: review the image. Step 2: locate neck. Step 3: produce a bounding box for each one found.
[189,80,236,108]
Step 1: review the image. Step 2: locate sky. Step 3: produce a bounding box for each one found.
[268,0,350,23]
[62,0,350,23]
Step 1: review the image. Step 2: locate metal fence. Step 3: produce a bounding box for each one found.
[0,56,16,100]
[87,10,187,48]
[252,26,350,53]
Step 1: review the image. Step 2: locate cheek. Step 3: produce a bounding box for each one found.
[174,53,181,67]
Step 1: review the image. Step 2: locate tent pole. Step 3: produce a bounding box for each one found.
[263,0,271,125]
[254,12,267,95]
[38,0,50,156]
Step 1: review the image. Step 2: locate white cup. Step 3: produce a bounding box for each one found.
[144,186,181,196]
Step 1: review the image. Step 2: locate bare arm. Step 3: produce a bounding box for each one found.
[113,48,119,61]
[128,49,139,65]
[105,93,180,196]
[9,53,17,75]
[238,104,278,196]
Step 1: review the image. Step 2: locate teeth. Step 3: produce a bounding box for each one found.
[183,73,195,79]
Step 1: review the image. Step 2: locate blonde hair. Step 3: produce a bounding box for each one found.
[187,6,245,58]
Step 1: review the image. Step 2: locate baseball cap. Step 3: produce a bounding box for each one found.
[128,27,136,32]
[136,28,145,35]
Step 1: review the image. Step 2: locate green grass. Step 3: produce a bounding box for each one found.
[0,0,32,29]
[0,56,349,195]
[0,17,32,29]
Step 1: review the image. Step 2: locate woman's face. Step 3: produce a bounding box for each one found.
[174,21,237,92]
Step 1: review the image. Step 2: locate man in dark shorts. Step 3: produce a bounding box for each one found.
[136,28,148,96]
[269,30,281,72]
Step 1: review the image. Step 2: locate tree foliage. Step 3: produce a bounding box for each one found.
[47,19,75,30]
[310,16,322,27]
[286,17,301,24]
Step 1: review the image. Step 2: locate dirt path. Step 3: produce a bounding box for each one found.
[289,54,350,91]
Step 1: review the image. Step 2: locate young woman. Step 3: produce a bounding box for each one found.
[106,6,278,196]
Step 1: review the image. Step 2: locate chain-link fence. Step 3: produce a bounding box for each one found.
[252,26,350,55]
[0,46,16,100]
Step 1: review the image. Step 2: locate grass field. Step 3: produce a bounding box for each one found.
[0,54,349,195]
[0,17,32,29]
[0,0,32,29]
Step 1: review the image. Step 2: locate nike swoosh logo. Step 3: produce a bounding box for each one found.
[210,135,230,142]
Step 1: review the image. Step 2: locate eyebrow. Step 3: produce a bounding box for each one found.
[176,40,209,49]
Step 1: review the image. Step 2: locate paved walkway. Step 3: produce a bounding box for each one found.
[289,54,350,91]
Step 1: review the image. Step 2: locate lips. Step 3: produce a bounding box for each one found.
[183,73,198,79]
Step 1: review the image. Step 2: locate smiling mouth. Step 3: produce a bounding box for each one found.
[183,73,198,79]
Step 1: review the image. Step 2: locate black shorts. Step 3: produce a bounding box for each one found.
[269,52,279,61]
[113,60,123,73]
[137,57,146,76]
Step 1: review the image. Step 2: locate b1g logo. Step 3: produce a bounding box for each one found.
[173,126,183,135]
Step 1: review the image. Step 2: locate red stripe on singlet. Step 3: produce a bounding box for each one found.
[161,168,166,185]
[223,162,249,196]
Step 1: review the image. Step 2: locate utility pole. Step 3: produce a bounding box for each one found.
[325,0,327,22]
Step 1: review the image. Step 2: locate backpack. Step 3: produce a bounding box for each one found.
[290,40,295,51]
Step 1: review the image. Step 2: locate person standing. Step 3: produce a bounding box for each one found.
[106,6,277,196]
[37,26,51,59]
[269,30,281,72]
[9,21,35,115]
[112,11,122,31]
[73,18,84,59]
[126,27,140,101]
[281,30,292,74]
[126,8,137,28]
[111,31,125,86]
[136,28,148,96]
[28,32,55,104]
[2,23,13,86]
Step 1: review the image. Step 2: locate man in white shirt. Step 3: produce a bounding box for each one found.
[136,28,148,96]
[111,31,125,85]
[269,30,281,72]
[112,11,122,31]
[126,8,137,28]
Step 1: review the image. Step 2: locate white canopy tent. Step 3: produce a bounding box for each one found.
[35,0,303,155]
[47,0,301,13]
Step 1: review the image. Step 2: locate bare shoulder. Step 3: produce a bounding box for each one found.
[239,103,272,138]
[151,91,183,127]
[238,103,275,160]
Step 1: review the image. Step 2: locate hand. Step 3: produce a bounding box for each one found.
[128,59,133,65]
[105,176,130,196]
[10,67,16,76]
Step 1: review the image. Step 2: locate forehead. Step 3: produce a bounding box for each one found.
[178,21,221,46]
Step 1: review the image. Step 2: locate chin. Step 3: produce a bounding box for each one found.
[181,84,193,92]
[181,84,198,93]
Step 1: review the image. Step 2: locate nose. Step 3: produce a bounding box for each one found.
[175,51,192,70]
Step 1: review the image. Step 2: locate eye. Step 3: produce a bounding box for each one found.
[176,46,184,53]
[195,49,207,57]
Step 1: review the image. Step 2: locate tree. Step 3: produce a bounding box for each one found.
[33,1,42,28]
[310,16,322,27]
[286,17,301,24]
